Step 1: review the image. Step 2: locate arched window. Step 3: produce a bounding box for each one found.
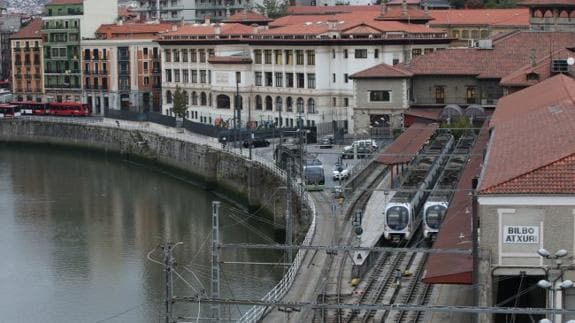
[166,90,173,104]
[307,98,315,114]
[480,30,489,39]
[200,92,207,106]
[191,91,198,105]
[461,30,469,39]
[265,96,273,111]
[255,95,262,110]
[275,96,283,111]
[216,94,231,109]
[296,97,304,113]
[183,91,189,105]
[471,30,479,39]
[286,97,293,112]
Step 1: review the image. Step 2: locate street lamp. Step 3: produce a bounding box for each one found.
[538,249,571,323]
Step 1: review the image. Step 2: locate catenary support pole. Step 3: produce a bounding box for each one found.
[211,201,221,322]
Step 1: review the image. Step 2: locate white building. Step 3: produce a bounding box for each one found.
[158,7,450,132]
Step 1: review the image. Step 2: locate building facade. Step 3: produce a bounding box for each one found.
[158,16,450,130]
[132,0,257,23]
[11,19,44,102]
[0,15,23,83]
[42,0,117,103]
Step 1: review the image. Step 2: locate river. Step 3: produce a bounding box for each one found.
[0,145,283,322]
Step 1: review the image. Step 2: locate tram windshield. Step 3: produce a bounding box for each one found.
[304,166,324,184]
[386,206,409,231]
[425,205,447,230]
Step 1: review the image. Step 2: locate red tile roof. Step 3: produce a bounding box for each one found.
[519,0,575,6]
[376,123,438,165]
[223,10,272,23]
[11,18,42,39]
[499,48,575,87]
[47,0,82,5]
[428,9,529,27]
[350,63,413,78]
[480,74,575,194]
[375,7,433,21]
[96,23,175,39]
[161,23,254,37]
[423,121,490,284]
[363,32,575,79]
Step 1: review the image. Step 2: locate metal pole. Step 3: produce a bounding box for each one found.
[472,176,479,323]
[163,243,174,323]
[211,201,221,322]
[286,159,293,262]
[248,96,252,160]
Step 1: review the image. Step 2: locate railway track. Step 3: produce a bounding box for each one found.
[391,253,434,323]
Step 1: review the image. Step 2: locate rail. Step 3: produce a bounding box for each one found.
[8,115,316,323]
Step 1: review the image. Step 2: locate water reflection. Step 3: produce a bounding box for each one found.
[0,146,282,322]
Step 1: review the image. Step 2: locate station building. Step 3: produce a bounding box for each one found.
[477,73,575,323]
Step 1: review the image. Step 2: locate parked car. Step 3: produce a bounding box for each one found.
[341,144,373,159]
[243,139,270,148]
[343,139,378,152]
[319,135,334,149]
[333,163,350,180]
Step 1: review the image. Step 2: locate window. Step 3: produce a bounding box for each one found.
[93,78,99,89]
[191,92,198,105]
[255,95,262,110]
[344,49,348,58]
[84,77,90,89]
[182,49,188,62]
[93,49,99,60]
[255,72,262,86]
[165,69,172,82]
[199,49,206,62]
[412,48,422,58]
[344,97,349,107]
[84,49,90,60]
[254,49,262,64]
[332,49,336,59]
[527,72,539,81]
[143,47,148,58]
[208,49,214,57]
[286,97,293,112]
[264,50,272,64]
[296,50,304,65]
[435,86,445,104]
[143,62,148,72]
[265,72,273,86]
[166,90,173,104]
[393,58,400,65]
[332,97,337,107]
[332,73,336,83]
[466,86,476,104]
[296,97,304,113]
[199,92,206,106]
[143,76,149,86]
[173,50,180,62]
[200,70,206,83]
[296,73,304,88]
[307,50,315,65]
[190,49,197,62]
[165,49,171,62]
[285,50,293,65]
[183,70,189,83]
[307,74,315,89]
[355,49,367,58]
[344,73,349,83]
[275,72,283,87]
[275,96,283,112]
[265,96,273,111]
[374,49,379,58]
[274,50,282,64]
[174,69,180,82]
[286,73,294,88]
[307,98,315,114]
[236,71,241,84]
[102,77,108,89]
[424,48,434,55]
[369,90,391,102]
[191,70,197,83]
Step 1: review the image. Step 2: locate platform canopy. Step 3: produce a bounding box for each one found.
[376,123,438,165]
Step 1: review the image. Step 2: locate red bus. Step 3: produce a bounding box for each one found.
[0,104,21,118]
[48,101,90,117]
[13,101,49,115]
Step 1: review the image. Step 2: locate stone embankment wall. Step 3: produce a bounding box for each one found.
[0,119,302,230]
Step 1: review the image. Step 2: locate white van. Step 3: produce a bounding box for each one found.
[343,139,378,151]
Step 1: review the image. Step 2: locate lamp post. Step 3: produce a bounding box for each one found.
[537,248,571,323]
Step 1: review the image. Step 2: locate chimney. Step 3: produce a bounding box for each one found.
[171,24,178,31]
[214,23,221,35]
[401,0,408,16]
[380,0,387,16]
[204,15,211,24]
[424,0,429,14]
[327,19,338,31]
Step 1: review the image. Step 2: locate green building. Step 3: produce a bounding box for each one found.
[42,0,83,102]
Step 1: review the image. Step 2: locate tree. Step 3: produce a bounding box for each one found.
[172,86,187,119]
[256,0,288,19]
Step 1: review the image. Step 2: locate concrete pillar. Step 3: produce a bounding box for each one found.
[478,249,493,323]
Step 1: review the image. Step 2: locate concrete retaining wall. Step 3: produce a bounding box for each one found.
[0,119,304,231]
